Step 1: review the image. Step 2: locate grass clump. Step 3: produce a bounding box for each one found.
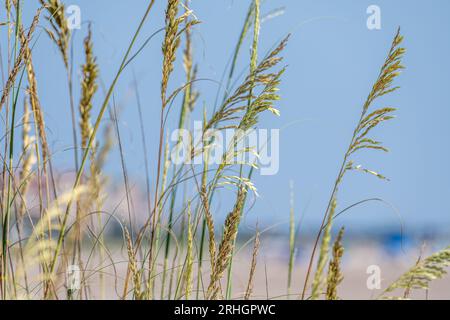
[1,0,449,302]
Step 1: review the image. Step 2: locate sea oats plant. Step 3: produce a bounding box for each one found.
[1,0,449,302]
[303,28,406,300]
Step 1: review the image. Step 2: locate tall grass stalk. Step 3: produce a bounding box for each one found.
[301,28,405,299]
[287,180,295,298]
[2,0,24,299]
[244,228,260,300]
[225,0,260,300]
[152,0,197,298]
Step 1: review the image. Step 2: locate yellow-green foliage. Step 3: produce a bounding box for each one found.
[382,246,450,299]
[302,28,406,300]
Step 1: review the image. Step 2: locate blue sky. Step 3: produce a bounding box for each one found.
[7,0,450,234]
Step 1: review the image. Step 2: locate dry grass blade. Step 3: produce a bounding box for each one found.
[21,28,49,165]
[207,187,246,300]
[18,97,36,217]
[183,202,194,300]
[200,185,216,276]
[0,7,43,112]
[244,229,260,300]
[124,227,142,300]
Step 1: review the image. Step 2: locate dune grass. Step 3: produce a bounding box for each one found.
[0,0,449,301]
